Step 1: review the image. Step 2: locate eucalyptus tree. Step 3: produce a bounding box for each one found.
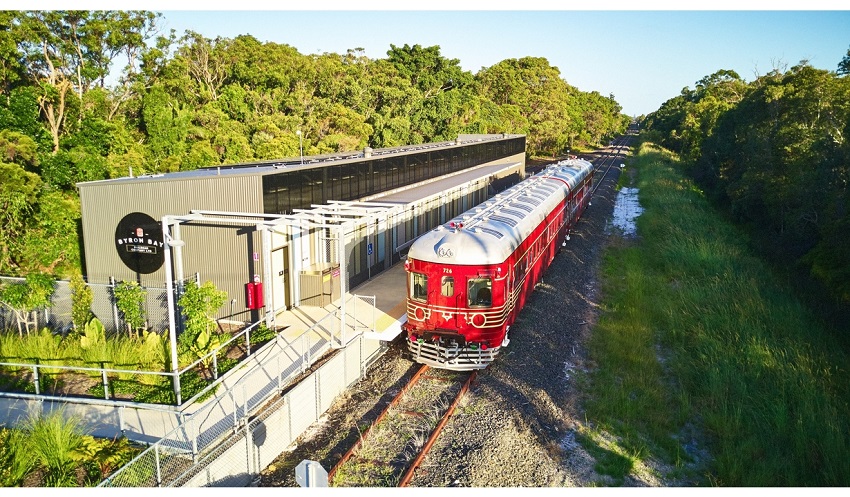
[475,56,576,156]
[386,44,477,143]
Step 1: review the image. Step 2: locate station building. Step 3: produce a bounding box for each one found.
[77,134,526,330]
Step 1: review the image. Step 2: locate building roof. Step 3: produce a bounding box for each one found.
[76,134,522,188]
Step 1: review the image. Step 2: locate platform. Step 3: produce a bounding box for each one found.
[270,260,407,346]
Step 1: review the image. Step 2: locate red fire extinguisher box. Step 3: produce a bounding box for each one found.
[245,282,264,310]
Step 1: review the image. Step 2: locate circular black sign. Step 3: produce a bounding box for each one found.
[114,212,165,274]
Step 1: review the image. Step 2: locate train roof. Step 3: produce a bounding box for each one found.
[408,159,593,266]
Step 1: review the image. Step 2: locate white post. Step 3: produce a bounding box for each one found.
[260,224,274,327]
[162,217,181,404]
[337,223,346,347]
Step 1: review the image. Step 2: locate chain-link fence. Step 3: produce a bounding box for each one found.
[100,305,384,487]
[0,276,170,336]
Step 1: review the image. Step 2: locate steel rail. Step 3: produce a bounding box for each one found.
[327,363,431,482]
[398,370,477,487]
[590,132,632,197]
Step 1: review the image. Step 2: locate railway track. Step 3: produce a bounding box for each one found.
[328,364,476,487]
[590,131,633,196]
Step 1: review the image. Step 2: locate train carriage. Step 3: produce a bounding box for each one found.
[402,159,595,370]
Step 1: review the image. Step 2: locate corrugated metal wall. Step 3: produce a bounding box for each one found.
[79,175,264,323]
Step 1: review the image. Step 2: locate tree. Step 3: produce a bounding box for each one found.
[387,44,475,143]
[0,11,27,95]
[0,161,41,274]
[0,272,55,336]
[113,280,146,336]
[838,45,850,76]
[476,57,575,155]
[70,272,93,331]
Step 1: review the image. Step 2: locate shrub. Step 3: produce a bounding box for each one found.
[70,273,94,332]
[112,281,146,337]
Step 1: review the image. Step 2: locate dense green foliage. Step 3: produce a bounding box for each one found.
[0,10,628,280]
[0,409,140,486]
[585,143,850,486]
[111,280,146,336]
[177,280,228,369]
[642,57,850,308]
[0,272,55,335]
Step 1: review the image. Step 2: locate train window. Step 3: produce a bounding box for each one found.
[410,272,428,302]
[441,276,454,297]
[467,277,492,307]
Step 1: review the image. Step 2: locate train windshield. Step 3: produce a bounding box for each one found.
[467,277,492,307]
[410,272,428,302]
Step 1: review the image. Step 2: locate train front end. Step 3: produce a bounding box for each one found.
[402,223,513,371]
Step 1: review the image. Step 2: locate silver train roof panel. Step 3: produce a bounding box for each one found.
[408,159,593,266]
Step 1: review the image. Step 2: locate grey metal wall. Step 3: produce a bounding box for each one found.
[79,175,265,323]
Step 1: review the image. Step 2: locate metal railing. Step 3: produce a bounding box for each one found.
[0,318,266,406]
[99,296,382,487]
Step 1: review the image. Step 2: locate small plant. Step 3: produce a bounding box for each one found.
[70,273,94,332]
[0,427,34,486]
[20,408,85,486]
[79,318,109,369]
[249,323,276,345]
[72,435,138,481]
[113,280,146,337]
[79,317,106,351]
[0,272,55,336]
[0,409,141,487]
[178,280,227,372]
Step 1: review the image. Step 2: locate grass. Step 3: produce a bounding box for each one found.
[0,408,141,487]
[581,142,850,486]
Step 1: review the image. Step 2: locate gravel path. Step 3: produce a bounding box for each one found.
[259,146,644,488]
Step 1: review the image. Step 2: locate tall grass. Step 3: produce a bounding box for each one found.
[0,427,35,486]
[20,408,86,486]
[584,143,850,486]
[1,327,169,396]
[0,408,142,487]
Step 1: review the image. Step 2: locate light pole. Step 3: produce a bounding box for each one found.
[296,129,303,164]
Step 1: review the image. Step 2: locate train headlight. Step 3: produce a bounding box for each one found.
[409,334,418,342]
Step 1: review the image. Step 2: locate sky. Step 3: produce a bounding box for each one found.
[23,2,850,117]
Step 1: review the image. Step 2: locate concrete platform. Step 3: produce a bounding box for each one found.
[270,260,407,346]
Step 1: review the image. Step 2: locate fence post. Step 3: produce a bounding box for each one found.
[300,335,307,374]
[277,352,282,393]
[174,371,182,405]
[191,415,198,463]
[101,362,109,400]
[231,389,238,433]
[314,370,320,420]
[110,276,120,334]
[154,443,162,486]
[32,362,40,395]
[245,416,254,478]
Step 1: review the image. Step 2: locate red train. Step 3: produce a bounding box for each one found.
[402,159,595,370]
